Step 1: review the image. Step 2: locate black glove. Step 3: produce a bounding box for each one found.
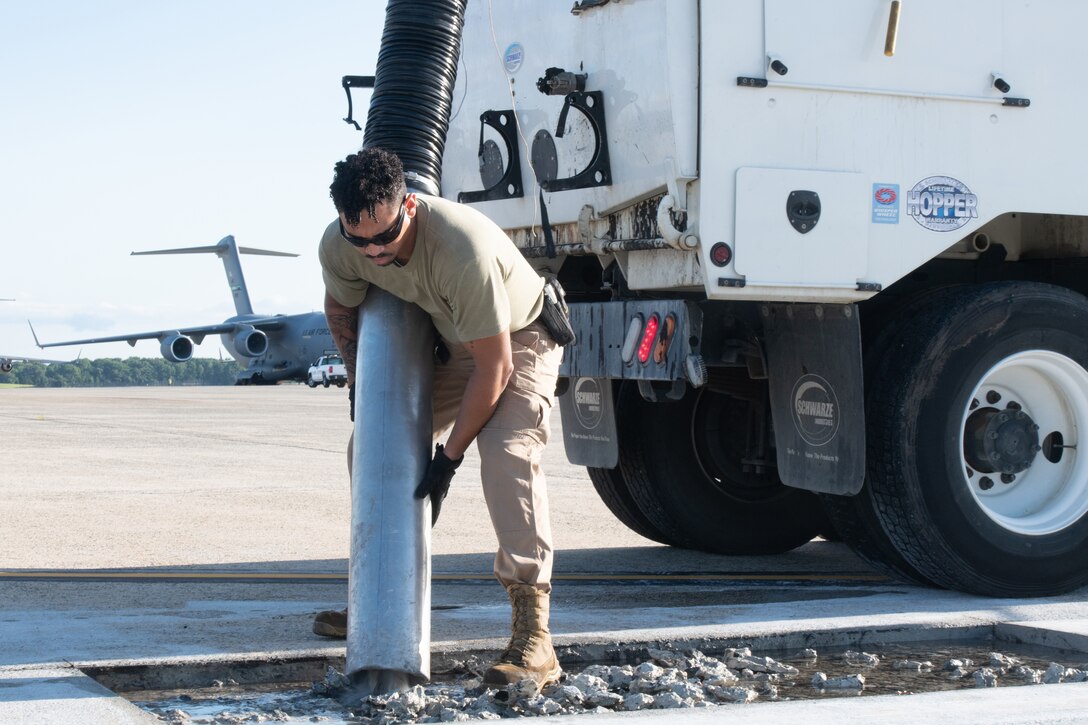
[414,443,463,526]
[348,383,356,422]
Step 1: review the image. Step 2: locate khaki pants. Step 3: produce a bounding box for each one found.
[348,321,562,592]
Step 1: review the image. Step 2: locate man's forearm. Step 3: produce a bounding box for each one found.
[444,366,509,459]
[324,292,359,385]
[443,332,514,459]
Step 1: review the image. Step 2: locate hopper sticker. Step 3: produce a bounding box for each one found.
[907,176,978,232]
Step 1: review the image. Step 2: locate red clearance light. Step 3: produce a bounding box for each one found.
[710,242,733,267]
[637,314,660,364]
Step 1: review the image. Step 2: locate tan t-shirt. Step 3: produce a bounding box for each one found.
[319,195,544,343]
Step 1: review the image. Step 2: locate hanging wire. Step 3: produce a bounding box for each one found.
[487,0,541,237]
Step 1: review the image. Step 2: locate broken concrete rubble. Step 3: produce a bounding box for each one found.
[136,644,1088,723]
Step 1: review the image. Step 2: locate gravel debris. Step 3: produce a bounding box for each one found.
[843,650,880,668]
[817,673,866,690]
[707,684,758,703]
[944,658,974,671]
[1064,668,1088,683]
[1011,665,1043,684]
[725,647,800,676]
[973,668,998,688]
[646,648,690,669]
[623,692,654,711]
[1043,663,1067,684]
[135,644,1088,723]
[689,656,737,683]
[652,691,688,709]
[893,660,933,671]
[989,652,1020,669]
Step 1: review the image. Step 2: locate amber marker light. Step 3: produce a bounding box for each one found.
[653,314,677,364]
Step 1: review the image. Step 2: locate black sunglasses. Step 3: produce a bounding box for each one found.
[339,198,407,248]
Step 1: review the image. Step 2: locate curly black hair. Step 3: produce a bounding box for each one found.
[329,147,407,225]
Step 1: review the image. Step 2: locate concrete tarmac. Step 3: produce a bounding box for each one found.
[2,385,1088,723]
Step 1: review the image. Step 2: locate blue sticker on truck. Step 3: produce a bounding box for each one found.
[906,176,978,232]
[872,184,900,224]
[503,43,524,74]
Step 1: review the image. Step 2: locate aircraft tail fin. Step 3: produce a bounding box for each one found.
[131,236,298,317]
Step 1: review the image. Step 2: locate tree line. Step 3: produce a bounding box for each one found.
[1,358,241,387]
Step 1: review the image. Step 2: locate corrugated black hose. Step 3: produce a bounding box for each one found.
[364,0,468,195]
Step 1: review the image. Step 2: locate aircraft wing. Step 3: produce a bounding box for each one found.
[31,316,287,349]
[0,353,73,365]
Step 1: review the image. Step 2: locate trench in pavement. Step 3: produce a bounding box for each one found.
[78,623,1088,723]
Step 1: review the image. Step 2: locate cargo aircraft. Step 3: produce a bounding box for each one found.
[31,237,336,384]
[1,299,71,372]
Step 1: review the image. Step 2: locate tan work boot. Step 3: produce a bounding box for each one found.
[313,608,347,638]
[483,584,562,688]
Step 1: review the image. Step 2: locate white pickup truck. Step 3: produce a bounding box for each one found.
[306,354,347,389]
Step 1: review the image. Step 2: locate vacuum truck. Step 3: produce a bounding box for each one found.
[398,0,1088,597]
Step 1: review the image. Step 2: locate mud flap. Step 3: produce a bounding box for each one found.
[763,304,864,495]
[558,377,618,467]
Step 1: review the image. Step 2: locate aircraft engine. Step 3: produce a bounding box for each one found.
[1,359,12,373]
[160,335,194,363]
[233,326,268,358]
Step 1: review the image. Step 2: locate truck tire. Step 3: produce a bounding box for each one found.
[619,383,824,555]
[820,491,932,586]
[868,281,1088,596]
[587,466,676,545]
[585,381,678,545]
[307,377,318,389]
[322,375,330,389]
[819,288,961,588]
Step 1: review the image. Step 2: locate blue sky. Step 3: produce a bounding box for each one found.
[0,1,383,358]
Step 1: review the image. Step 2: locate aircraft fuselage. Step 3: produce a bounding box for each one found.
[225,312,337,385]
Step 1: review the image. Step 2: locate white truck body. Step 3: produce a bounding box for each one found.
[444,0,1082,297]
[437,0,1088,597]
